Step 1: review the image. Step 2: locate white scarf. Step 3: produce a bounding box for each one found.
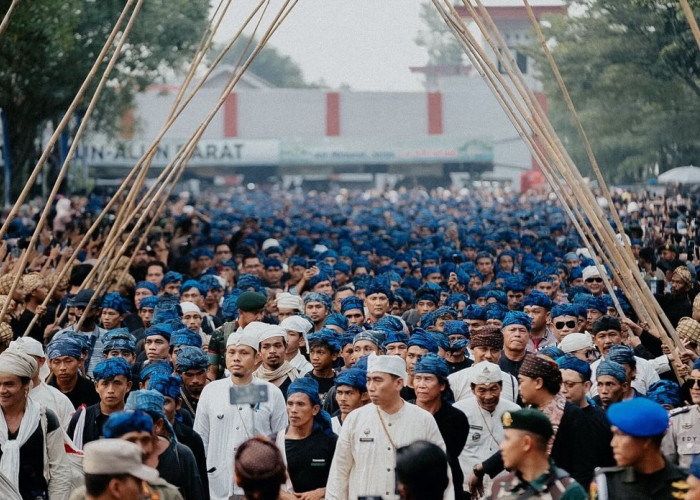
[0,398,41,488]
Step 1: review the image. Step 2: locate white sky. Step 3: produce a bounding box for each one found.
[211,0,429,91]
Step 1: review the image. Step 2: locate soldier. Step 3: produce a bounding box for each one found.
[661,362,700,469]
[592,398,688,499]
[490,408,587,499]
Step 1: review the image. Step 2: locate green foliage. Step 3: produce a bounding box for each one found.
[415,2,464,66]
[531,0,700,183]
[0,0,209,196]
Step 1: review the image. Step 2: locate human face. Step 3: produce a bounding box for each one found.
[343,308,365,327]
[285,330,304,356]
[335,385,363,416]
[287,392,319,429]
[353,340,379,361]
[498,256,514,272]
[144,335,170,361]
[305,302,328,324]
[571,347,596,363]
[610,427,648,467]
[585,275,604,295]
[182,312,202,332]
[243,257,263,276]
[265,267,284,286]
[340,343,354,368]
[560,369,587,407]
[0,374,27,408]
[312,280,333,296]
[365,293,390,320]
[517,374,540,405]
[593,329,621,356]
[524,305,549,332]
[163,281,181,297]
[145,265,164,287]
[385,342,407,359]
[476,257,493,277]
[414,373,444,405]
[425,272,442,285]
[309,346,337,373]
[586,309,604,331]
[671,274,689,295]
[406,346,429,376]
[534,282,554,297]
[597,375,625,409]
[121,431,155,461]
[277,308,297,322]
[238,309,264,329]
[95,375,131,409]
[225,345,259,380]
[506,291,524,309]
[472,345,502,363]
[503,324,530,353]
[688,369,700,405]
[138,307,154,328]
[105,350,135,365]
[101,308,124,330]
[552,315,577,339]
[49,355,80,382]
[416,300,437,317]
[500,429,528,470]
[260,336,286,370]
[473,382,501,412]
[180,368,207,397]
[214,244,232,264]
[181,288,203,307]
[366,371,402,407]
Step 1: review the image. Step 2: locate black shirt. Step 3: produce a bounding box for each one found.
[66,403,110,446]
[285,429,337,493]
[305,372,336,405]
[433,403,469,499]
[582,403,615,469]
[447,357,473,374]
[498,353,526,378]
[175,421,209,500]
[157,439,205,500]
[48,374,100,409]
[400,385,416,401]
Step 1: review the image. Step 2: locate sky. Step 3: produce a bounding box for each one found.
[211,0,429,91]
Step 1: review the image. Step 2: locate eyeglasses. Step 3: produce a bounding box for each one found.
[689,378,700,389]
[555,320,577,329]
[585,277,603,283]
[585,349,596,358]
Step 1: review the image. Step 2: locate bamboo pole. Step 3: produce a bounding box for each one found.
[680,0,700,54]
[0,0,20,38]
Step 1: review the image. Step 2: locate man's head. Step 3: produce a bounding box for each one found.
[501,311,532,355]
[147,374,183,424]
[550,304,580,340]
[556,355,591,407]
[280,315,313,357]
[582,266,605,295]
[225,328,261,381]
[275,293,303,322]
[179,280,205,308]
[144,324,172,361]
[558,332,596,363]
[469,325,504,363]
[469,361,504,412]
[334,368,368,416]
[522,291,551,334]
[366,353,407,409]
[234,437,286,500]
[396,441,449,500]
[306,329,341,372]
[102,410,155,460]
[596,360,627,409]
[413,353,449,406]
[592,316,622,356]
[517,354,562,406]
[236,291,267,328]
[671,266,693,296]
[341,296,366,327]
[259,325,287,371]
[93,357,133,410]
[175,346,208,397]
[607,398,669,468]
[47,335,84,382]
[241,254,264,277]
[500,408,554,471]
[304,292,331,326]
[405,329,439,377]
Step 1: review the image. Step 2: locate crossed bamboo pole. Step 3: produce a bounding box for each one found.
[0,0,20,38]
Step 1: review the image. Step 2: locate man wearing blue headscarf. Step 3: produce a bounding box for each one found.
[499,311,532,378]
[47,334,100,409]
[331,368,368,434]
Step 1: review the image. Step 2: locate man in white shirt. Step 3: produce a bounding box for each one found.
[280,315,313,376]
[453,361,519,495]
[194,325,287,500]
[325,353,454,500]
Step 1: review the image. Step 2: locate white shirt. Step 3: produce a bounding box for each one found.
[193,376,288,500]
[289,351,312,376]
[325,401,455,500]
[331,414,342,435]
[588,355,660,397]
[29,382,75,430]
[448,368,519,403]
[453,397,520,490]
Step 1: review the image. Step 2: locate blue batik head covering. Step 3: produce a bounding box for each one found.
[102,410,153,438]
[414,353,449,379]
[606,345,636,367]
[139,360,173,384]
[596,360,626,383]
[161,271,183,287]
[306,328,342,353]
[407,329,439,353]
[340,296,364,314]
[180,280,205,297]
[169,328,203,348]
[502,311,532,330]
[125,389,177,442]
[147,374,182,400]
[135,281,159,296]
[556,354,592,380]
[139,296,159,310]
[46,336,83,360]
[374,315,405,334]
[324,313,348,331]
[462,304,486,321]
[646,380,681,408]
[175,346,208,372]
[304,292,332,311]
[102,292,129,313]
[382,331,410,351]
[286,378,334,436]
[93,357,132,381]
[523,291,552,310]
[335,368,367,393]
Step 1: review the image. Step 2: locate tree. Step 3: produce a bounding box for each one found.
[530,0,700,183]
[0,0,209,197]
[415,2,464,66]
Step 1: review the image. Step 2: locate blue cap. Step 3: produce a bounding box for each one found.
[462,304,486,321]
[382,331,409,350]
[523,291,552,309]
[135,281,159,296]
[365,278,395,303]
[139,296,159,310]
[139,360,173,382]
[306,328,342,353]
[607,398,669,437]
[414,353,449,379]
[606,345,636,366]
[102,410,153,438]
[287,378,334,436]
[102,292,129,314]
[93,357,132,381]
[176,346,208,372]
[374,315,405,334]
[180,280,205,296]
[340,296,364,314]
[324,313,349,331]
[551,304,578,319]
[46,336,83,360]
[443,320,469,338]
[145,323,173,341]
[161,271,183,287]
[125,389,166,418]
[407,329,439,353]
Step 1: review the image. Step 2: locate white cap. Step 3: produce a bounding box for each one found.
[469,361,503,385]
[10,337,45,358]
[576,248,592,259]
[258,324,287,344]
[558,333,594,353]
[280,315,313,334]
[627,201,639,213]
[262,238,280,251]
[179,301,202,315]
[275,293,304,311]
[366,352,407,379]
[226,330,260,351]
[582,266,600,281]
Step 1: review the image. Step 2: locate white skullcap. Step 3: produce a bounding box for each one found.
[469,361,503,385]
[262,238,280,251]
[366,352,407,379]
[558,333,594,353]
[10,337,45,358]
[576,248,592,259]
[582,266,600,281]
[280,315,314,335]
[627,202,639,213]
[258,324,287,344]
[179,301,202,315]
[275,293,304,311]
[226,330,260,351]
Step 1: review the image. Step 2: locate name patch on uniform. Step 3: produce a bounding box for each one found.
[311,459,327,467]
[470,425,483,430]
[360,437,374,442]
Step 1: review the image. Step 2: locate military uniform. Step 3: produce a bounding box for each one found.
[207,321,238,378]
[661,404,700,469]
[490,460,587,499]
[590,460,688,499]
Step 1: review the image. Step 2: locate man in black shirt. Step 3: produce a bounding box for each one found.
[304,329,341,405]
[498,311,532,378]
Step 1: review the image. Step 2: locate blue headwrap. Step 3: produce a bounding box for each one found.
[308,272,333,290]
[485,303,507,321]
[102,292,129,314]
[306,328,342,353]
[145,323,173,341]
[136,281,159,296]
[420,310,438,329]
[577,295,607,314]
[551,304,578,319]
[596,360,626,383]
[139,296,159,310]
[382,331,409,350]
[463,304,486,321]
[335,368,367,392]
[503,275,528,293]
[93,357,132,381]
[445,293,469,309]
[199,275,223,291]
[502,311,532,330]
[176,346,208,372]
[324,313,349,331]
[148,374,183,400]
[407,329,439,353]
[365,278,395,304]
[414,353,449,379]
[485,290,508,306]
[523,291,552,309]
[353,330,386,349]
[374,315,405,334]
[139,360,173,382]
[161,271,183,287]
[538,345,565,360]
[606,345,636,367]
[237,274,262,291]
[102,410,153,438]
[46,336,83,360]
[169,328,203,348]
[646,380,681,408]
[415,283,440,305]
[286,378,334,436]
[221,291,242,321]
[304,292,332,311]
[180,280,205,296]
[103,330,137,355]
[340,296,364,314]
[125,389,166,415]
[443,320,469,338]
[557,354,592,380]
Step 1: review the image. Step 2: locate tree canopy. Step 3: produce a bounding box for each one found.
[532,0,700,183]
[415,2,464,66]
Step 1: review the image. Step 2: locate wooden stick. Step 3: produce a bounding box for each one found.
[0,0,20,38]
[680,0,700,54]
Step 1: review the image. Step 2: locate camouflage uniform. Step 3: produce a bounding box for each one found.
[490,460,587,499]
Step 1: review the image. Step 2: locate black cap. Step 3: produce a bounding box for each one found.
[236,291,267,312]
[68,289,96,308]
[502,409,553,440]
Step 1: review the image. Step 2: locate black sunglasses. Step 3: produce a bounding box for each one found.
[689,378,700,389]
[585,277,603,283]
[555,320,577,329]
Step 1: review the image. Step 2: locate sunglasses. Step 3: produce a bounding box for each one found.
[555,320,577,329]
[689,378,700,389]
[585,277,603,283]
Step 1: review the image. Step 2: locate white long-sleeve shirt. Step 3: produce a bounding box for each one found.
[193,377,287,500]
[288,351,312,376]
[325,401,454,500]
[29,382,75,429]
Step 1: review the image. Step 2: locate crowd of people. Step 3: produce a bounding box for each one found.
[0,184,697,499]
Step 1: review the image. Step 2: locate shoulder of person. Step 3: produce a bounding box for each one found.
[594,465,627,476]
[670,405,694,418]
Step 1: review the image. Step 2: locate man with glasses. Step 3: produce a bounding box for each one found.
[662,359,700,469]
[213,243,232,266]
[559,332,597,363]
[551,304,580,341]
[582,266,606,297]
